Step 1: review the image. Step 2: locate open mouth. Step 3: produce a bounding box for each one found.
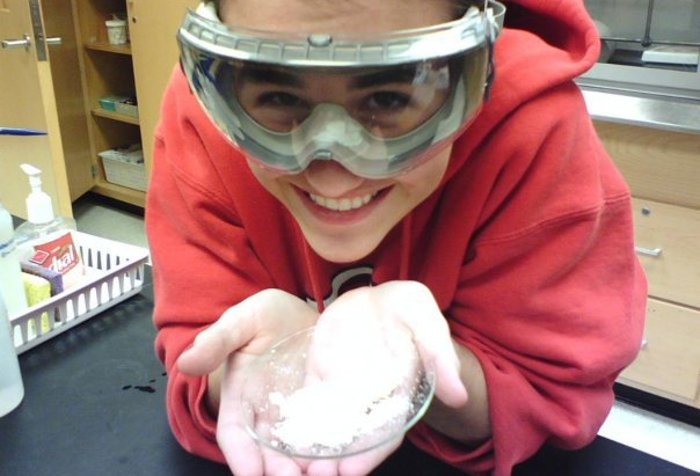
[307,190,381,212]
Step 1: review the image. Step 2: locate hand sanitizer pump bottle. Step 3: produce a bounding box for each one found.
[14,164,83,289]
[0,290,24,417]
[14,163,77,245]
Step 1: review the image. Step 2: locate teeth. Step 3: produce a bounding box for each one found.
[309,192,375,211]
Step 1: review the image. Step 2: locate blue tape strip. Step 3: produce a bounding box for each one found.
[0,127,48,136]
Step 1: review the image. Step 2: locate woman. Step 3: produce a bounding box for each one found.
[146,0,647,474]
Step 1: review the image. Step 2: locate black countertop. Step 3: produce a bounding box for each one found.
[0,273,696,476]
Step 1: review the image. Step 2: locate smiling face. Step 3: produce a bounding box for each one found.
[220,0,458,263]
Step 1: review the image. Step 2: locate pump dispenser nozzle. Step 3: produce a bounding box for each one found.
[20,163,55,224]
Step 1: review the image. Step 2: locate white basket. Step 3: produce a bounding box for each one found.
[10,231,150,354]
[99,148,147,192]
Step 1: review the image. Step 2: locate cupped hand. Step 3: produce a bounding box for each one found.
[177,288,319,476]
[177,289,319,375]
[175,282,467,476]
[311,281,468,408]
[297,281,468,475]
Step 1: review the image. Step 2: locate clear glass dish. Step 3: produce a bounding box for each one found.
[238,326,436,459]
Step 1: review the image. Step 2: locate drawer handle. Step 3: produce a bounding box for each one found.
[635,246,662,257]
[640,338,648,349]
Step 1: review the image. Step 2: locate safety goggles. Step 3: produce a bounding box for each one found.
[178,1,505,178]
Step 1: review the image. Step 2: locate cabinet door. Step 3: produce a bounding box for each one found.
[619,299,700,407]
[127,0,198,178]
[0,0,72,218]
[632,198,700,308]
[42,0,94,201]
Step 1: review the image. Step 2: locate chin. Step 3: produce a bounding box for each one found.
[306,234,381,264]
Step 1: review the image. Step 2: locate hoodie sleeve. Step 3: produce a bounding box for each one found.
[407,81,647,474]
[146,69,275,462]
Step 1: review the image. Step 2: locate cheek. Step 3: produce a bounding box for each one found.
[397,147,452,193]
[247,159,281,192]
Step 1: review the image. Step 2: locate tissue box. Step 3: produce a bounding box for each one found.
[99,144,146,191]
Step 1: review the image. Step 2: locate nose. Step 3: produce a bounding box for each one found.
[304,159,365,198]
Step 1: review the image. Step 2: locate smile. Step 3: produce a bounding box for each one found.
[308,192,377,211]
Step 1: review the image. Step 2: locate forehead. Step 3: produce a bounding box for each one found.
[220,0,457,34]
[236,63,425,86]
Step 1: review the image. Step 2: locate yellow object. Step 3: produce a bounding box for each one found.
[22,272,52,336]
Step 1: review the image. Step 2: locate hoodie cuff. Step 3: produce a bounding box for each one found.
[407,421,495,475]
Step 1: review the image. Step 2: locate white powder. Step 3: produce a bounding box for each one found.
[254,326,430,456]
[268,380,412,453]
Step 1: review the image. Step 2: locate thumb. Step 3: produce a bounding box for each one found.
[388,284,468,407]
[416,338,468,408]
[401,316,468,407]
[177,301,258,376]
[428,347,469,408]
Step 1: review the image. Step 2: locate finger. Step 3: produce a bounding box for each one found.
[219,423,265,476]
[336,435,403,476]
[218,395,265,475]
[260,445,304,476]
[217,353,266,476]
[305,457,339,476]
[177,300,258,375]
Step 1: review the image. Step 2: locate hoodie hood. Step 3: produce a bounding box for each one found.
[443,0,600,180]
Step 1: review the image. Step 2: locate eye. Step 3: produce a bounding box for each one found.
[256,91,309,109]
[247,91,312,132]
[364,91,412,112]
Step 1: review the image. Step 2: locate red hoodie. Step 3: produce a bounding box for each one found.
[146,0,647,474]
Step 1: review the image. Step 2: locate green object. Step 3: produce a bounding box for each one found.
[99,95,128,112]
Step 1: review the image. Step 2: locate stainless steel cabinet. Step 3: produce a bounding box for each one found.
[578,1,700,136]
[585,0,700,67]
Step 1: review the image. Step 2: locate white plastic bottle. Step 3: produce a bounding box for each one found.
[14,164,84,289]
[0,201,28,317]
[0,290,24,417]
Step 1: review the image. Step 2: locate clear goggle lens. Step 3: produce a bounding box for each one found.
[178,2,504,178]
[233,60,454,137]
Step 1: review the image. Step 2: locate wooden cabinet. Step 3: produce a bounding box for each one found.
[0,0,90,219]
[623,299,700,403]
[128,0,198,182]
[594,121,700,409]
[43,0,95,204]
[633,198,700,309]
[1,0,195,217]
[75,0,143,206]
[72,0,196,207]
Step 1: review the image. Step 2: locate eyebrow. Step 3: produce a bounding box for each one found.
[236,64,419,89]
[238,66,306,88]
[349,67,418,89]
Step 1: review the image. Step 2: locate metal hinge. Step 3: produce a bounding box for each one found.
[29,0,48,61]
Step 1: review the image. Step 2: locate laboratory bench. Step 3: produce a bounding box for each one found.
[0,269,696,476]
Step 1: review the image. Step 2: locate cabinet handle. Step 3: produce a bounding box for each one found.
[1,35,31,50]
[635,246,662,257]
[0,35,58,49]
